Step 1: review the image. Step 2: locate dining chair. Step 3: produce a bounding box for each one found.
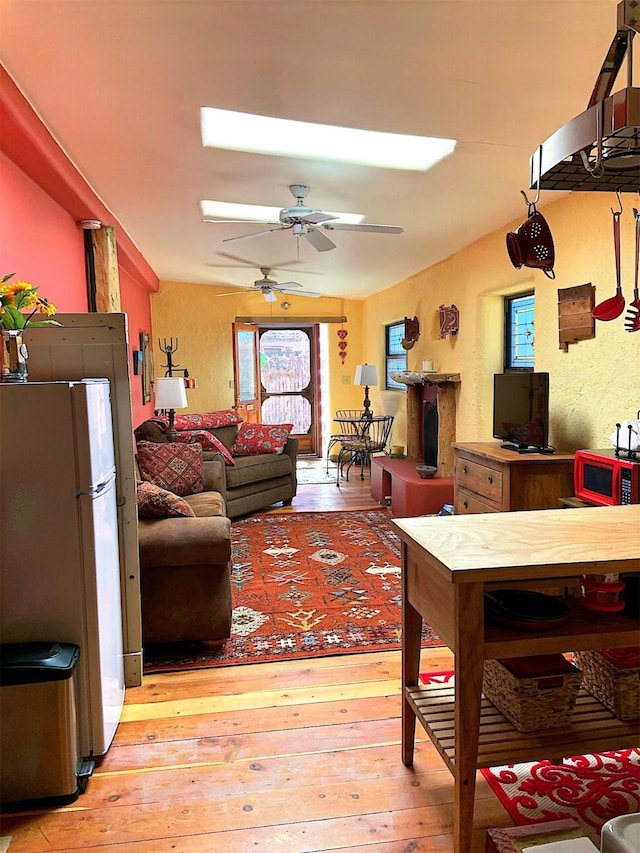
[325,409,367,473]
[336,414,394,485]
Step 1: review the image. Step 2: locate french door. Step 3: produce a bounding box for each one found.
[232,323,321,455]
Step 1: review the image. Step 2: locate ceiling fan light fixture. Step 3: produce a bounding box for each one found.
[201,107,456,171]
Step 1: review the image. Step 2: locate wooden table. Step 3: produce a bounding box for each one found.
[392,505,640,853]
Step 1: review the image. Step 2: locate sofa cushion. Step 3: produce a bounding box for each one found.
[225,452,292,488]
[174,410,243,430]
[184,490,226,517]
[209,424,239,450]
[136,481,196,518]
[174,429,235,464]
[137,441,205,496]
[231,423,293,456]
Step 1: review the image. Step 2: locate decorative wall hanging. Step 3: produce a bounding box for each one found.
[557,283,595,351]
[439,304,459,339]
[401,316,421,350]
[337,326,348,364]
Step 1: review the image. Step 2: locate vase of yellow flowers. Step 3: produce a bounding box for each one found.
[1,274,60,382]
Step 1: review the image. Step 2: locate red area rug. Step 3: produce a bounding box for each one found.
[482,750,640,843]
[144,509,440,673]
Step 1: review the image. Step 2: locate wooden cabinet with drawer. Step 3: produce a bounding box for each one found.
[453,442,575,514]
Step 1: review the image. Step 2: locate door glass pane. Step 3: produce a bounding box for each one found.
[262,394,311,433]
[237,329,257,401]
[260,330,310,392]
[260,329,312,433]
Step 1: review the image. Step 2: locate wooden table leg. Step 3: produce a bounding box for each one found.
[401,543,422,767]
[453,583,485,853]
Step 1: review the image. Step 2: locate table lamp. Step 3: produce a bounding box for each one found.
[154,376,188,441]
[354,363,377,419]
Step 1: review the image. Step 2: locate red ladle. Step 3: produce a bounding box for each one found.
[593,207,625,321]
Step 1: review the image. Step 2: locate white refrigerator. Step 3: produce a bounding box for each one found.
[0,379,124,757]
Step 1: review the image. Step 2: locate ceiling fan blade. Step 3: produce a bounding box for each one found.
[278,288,322,298]
[204,218,280,225]
[223,225,288,244]
[300,211,338,225]
[276,281,303,289]
[213,288,253,297]
[304,228,336,252]
[322,222,403,234]
[263,290,278,303]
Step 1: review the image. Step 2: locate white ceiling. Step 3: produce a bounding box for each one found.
[0,0,625,299]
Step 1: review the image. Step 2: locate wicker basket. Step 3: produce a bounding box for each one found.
[483,656,583,732]
[573,648,640,722]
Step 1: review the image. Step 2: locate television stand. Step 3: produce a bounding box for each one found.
[453,442,574,513]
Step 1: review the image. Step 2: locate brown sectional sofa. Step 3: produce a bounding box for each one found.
[135,418,299,519]
[137,457,232,645]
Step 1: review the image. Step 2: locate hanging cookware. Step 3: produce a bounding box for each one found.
[506,200,555,279]
[593,203,626,321]
[624,208,640,333]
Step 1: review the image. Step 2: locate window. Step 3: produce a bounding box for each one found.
[504,292,535,370]
[385,322,407,389]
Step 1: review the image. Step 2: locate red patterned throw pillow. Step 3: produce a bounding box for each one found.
[136,441,205,496]
[230,423,293,456]
[136,481,196,519]
[173,410,243,430]
[173,429,235,465]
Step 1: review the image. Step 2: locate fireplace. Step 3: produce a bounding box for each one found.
[402,373,461,476]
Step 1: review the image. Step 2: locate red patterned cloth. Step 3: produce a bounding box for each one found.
[136,441,205,496]
[136,481,196,518]
[230,423,293,456]
[173,429,235,465]
[173,410,242,430]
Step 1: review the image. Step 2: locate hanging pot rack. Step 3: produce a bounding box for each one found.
[529,0,640,193]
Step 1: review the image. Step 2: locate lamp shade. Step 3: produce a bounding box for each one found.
[154,377,188,410]
[354,363,378,387]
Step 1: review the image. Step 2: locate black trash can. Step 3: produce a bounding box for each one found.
[0,642,93,808]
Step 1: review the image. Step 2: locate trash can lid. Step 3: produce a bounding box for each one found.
[0,642,80,685]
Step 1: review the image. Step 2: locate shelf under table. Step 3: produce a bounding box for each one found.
[406,679,639,775]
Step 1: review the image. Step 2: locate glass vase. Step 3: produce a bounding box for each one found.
[1,329,29,382]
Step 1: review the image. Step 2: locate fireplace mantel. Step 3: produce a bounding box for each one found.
[394,373,461,476]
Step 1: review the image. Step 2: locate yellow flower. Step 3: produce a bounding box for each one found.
[0,274,61,330]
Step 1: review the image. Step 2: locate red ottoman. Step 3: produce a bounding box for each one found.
[371,456,454,517]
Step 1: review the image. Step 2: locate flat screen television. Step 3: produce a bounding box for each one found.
[492,372,551,453]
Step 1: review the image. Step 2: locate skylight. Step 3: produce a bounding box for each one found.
[201,107,456,171]
[200,199,364,224]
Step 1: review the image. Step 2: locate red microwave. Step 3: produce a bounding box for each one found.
[574,449,640,506]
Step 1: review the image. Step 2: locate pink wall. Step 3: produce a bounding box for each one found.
[0,64,158,424]
[0,153,87,310]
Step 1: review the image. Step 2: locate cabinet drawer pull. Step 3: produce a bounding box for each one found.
[487,474,493,484]
[463,465,467,474]
[463,499,468,508]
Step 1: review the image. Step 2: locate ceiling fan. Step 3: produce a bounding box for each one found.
[204,184,403,252]
[214,267,322,302]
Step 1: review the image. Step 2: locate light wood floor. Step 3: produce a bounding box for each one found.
[0,461,511,852]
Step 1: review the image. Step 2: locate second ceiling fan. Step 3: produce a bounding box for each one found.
[204,184,403,252]
[215,267,322,302]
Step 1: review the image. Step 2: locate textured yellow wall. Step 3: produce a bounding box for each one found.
[364,191,640,451]
[151,281,366,416]
[152,191,639,453]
